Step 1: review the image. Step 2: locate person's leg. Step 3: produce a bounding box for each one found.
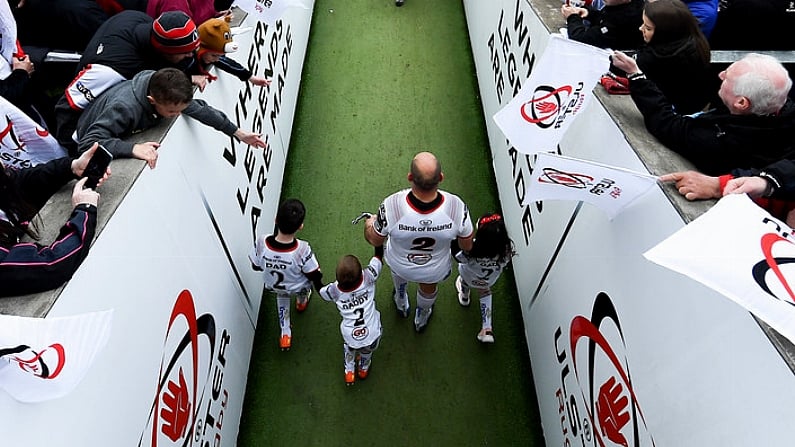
[415,283,438,332]
[343,342,356,385]
[276,294,292,350]
[391,272,410,317]
[357,338,380,379]
[455,275,471,306]
[477,289,494,343]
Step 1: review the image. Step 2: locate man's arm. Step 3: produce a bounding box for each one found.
[0,179,98,297]
[364,215,385,247]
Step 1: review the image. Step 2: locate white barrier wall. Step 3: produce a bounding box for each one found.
[463,1,795,445]
[0,5,313,446]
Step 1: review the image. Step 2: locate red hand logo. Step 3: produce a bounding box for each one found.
[159,367,191,442]
[596,375,630,447]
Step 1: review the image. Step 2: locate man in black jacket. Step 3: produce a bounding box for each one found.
[561,0,645,50]
[613,51,795,176]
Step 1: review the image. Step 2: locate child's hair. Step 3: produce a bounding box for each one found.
[275,199,306,235]
[469,212,515,264]
[336,255,363,290]
[149,68,194,105]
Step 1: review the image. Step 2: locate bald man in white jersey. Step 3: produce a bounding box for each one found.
[365,152,474,332]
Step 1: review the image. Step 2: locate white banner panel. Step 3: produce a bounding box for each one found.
[0,4,314,445]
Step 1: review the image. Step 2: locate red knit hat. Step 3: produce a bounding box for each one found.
[151,11,200,54]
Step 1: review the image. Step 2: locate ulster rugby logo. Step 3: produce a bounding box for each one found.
[752,230,795,306]
[139,290,218,447]
[520,82,585,129]
[539,167,593,189]
[568,292,655,447]
[520,85,571,128]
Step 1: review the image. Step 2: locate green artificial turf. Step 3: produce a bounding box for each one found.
[237,1,545,445]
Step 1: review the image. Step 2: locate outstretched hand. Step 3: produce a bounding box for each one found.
[133,142,160,169]
[235,129,267,148]
[659,171,721,201]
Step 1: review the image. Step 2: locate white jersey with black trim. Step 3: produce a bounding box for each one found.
[249,236,319,295]
[373,189,473,284]
[319,257,383,349]
[455,251,510,290]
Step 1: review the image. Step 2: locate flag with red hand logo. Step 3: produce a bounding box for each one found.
[493,34,610,155]
[0,310,113,403]
[525,152,658,220]
[645,194,795,345]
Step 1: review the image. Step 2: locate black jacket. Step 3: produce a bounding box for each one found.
[629,77,795,175]
[77,10,191,79]
[566,0,645,50]
[634,38,714,115]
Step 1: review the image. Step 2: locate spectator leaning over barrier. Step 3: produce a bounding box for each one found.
[561,0,645,50]
[54,10,203,155]
[74,67,267,169]
[612,52,795,176]
[0,143,109,297]
[617,0,713,115]
[191,15,271,92]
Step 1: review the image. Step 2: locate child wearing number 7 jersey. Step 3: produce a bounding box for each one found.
[455,212,516,344]
[319,246,384,386]
[249,199,323,351]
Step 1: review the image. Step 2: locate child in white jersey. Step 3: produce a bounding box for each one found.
[454,212,516,343]
[249,199,323,351]
[319,246,384,386]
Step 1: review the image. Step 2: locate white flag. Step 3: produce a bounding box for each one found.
[233,0,310,25]
[493,34,610,155]
[526,152,658,220]
[0,0,16,80]
[0,96,67,170]
[644,194,795,345]
[0,310,113,403]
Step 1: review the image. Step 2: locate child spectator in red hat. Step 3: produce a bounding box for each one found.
[191,15,271,92]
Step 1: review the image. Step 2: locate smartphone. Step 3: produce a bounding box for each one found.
[83,144,113,189]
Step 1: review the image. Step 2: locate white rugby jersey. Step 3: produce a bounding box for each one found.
[455,251,510,290]
[373,189,473,283]
[319,257,382,349]
[249,235,320,295]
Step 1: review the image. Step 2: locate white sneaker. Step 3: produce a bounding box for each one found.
[477,329,495,343]
[393,288,410,318]
[455,276,470,307]
[414,306,433,332]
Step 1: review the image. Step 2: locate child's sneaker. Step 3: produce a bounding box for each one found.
[455,276,470,306]
[344,371,355,386]
[477,328,495,344]
[279,334,292,350]
[295,290,311,312]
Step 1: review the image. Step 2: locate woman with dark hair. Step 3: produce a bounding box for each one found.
[617,0,713,114]
[0,143,108,297]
